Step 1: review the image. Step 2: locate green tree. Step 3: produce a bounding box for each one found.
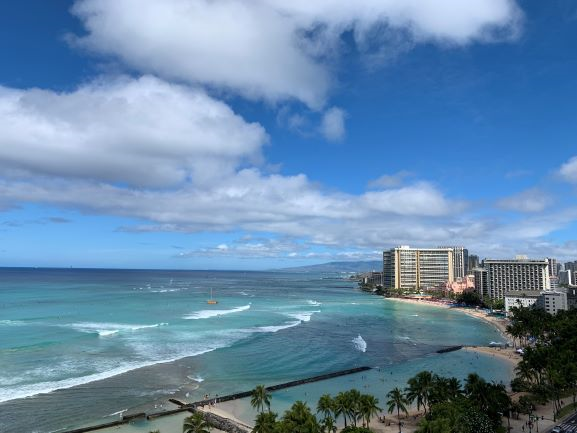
[183,412,211,433]
[252,411,278,433]
[346,389,362,426]
[320,416,336,433]
[334,391,352,428]
[278,401,320,433]
[317,394,335,420]
[251,385,272,413]
[405,371,433,414]
[386,387,409,433]
[358,394,381,428]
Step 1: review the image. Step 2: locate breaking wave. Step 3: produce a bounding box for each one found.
[352,335,367,353]
[183,304,251,320]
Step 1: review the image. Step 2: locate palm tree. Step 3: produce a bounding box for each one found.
[445,377,462,401]
[183,412,211,433]
[279,401,320,433]
[387,387,409,433]
[320,416,336,433]
[252,411,278,433]
[346,389,362,426]
[251,385,271,413]
[359,394,381,428]
[317,394,335,420]
[334,391,350,428]
[405,371,433,414]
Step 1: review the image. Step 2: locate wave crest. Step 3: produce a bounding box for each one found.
[183,304,251,320]
[352,335,367,353]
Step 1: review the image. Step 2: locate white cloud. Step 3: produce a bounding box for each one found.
[70,0,522,107]
[497,188,553,213]
[320,107,346,141]
[0,76,267,187]
[368,171,413,188]
[0,168,463,245]
[559,156,577,183]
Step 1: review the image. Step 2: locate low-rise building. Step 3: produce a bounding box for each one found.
[361,271,383,287]
[563,287,577,310]
[536,291,567,315]
[446,275,475,295]
[505,290,571,316]
[504,291,541,314]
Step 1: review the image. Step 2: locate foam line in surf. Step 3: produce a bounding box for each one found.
[67,322,168,337]
[284,310,320,322]
[0,341,230,403]
[183,304,251,320]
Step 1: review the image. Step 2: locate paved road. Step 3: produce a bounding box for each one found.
[551,410,577,432]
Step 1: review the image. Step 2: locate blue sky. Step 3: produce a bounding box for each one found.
[0,0,576,269]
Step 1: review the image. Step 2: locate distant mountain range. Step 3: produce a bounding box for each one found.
[274,260,382,273]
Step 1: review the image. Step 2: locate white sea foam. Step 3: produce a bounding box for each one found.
[183,304,251,320]
[0,342,226,403]
[0,319,26,326]
[411,314,419,317]
[307,300,322,306]
[251,321,301,333]
[352,335,367,353]
[284,310,320,322]
[98,330,119,337]
[151,288,181,293]
[187,375,205,383]
[106,409,128,418]
[67,322,168,337]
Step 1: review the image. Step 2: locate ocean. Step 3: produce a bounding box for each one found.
[0,268,511,433]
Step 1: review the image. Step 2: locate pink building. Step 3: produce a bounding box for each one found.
[445,275,475,294]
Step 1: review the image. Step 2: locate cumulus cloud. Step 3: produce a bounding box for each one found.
[497,188,553,213]
[320,107,346,141]
[559,156,577,183]
[368,171,413,188]
[70,0,522,107]
[0,166,464,249]
[0,76,267,187]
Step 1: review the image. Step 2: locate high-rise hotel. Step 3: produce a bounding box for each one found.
[382,246,468,290]
[483,257,550,299]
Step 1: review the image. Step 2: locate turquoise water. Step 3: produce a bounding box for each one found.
[0,269,510,433]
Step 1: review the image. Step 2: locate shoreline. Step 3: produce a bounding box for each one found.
[384,296,511,341]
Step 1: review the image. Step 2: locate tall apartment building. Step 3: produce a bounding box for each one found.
[548,258,558,277]
[468,255,480,272]
[473,267,489,298]
[382,246,455,290]
[439,246,469,278]
[565,261,577,275]
[483,258,550,299]
[559,269,572,286]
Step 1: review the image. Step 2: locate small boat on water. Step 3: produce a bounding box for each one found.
[207,288,218,304]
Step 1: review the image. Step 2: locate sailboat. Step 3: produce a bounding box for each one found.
[207,288,218,304]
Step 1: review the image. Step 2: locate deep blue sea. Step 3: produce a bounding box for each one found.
[0,268,511,433]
